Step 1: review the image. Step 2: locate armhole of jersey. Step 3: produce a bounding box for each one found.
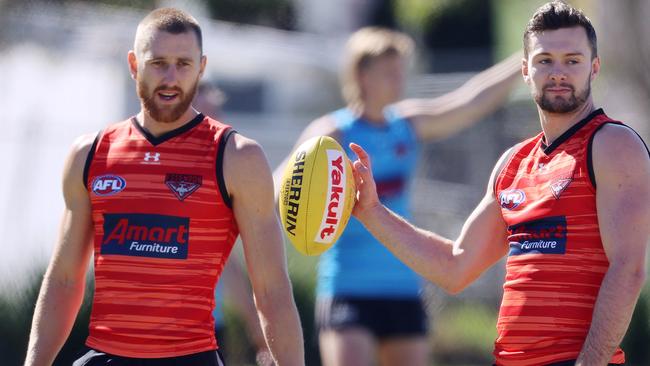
[216,128,237,209]
[82,130,102,190]
[493,146,517,197]
[588,122,650,189]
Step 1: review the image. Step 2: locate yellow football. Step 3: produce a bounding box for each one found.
[278,136,356,256]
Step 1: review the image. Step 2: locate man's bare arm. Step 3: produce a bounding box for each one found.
[576,125,650,365]
[25,134,96,365]
[225,133,305,365]
[219,253,270,363]
[396,52,522,141]
[350,143,511,293]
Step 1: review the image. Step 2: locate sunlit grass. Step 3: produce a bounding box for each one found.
[431,300,498,365]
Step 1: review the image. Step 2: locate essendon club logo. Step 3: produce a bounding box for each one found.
[314,150,346,244]
[165,173,202,201]
[101,213,189,259]
[550,177,572,199]
[499,189,526,210]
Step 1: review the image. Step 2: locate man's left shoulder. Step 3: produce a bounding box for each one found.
[594,123,649,156]
[226,133,263,155]
[223,133,273,199]
[592,123,650,180]
[224,133,269,176]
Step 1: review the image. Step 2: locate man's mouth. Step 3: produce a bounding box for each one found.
[544,84,573,94]
[546,87,571,93]
[157,90,180,102]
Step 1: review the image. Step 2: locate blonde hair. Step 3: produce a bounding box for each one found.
[340,27,414,106]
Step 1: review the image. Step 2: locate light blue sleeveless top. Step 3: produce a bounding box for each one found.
[316,107,422,298]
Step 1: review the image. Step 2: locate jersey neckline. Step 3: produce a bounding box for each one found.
[541,108,604,155]
[130,113,205,146]
[340,107,399,130]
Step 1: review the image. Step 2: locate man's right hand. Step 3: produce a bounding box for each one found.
[349,143,382,222]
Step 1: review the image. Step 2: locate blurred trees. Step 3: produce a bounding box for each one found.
[394,0,491,51]
[204,0,296,30]
[359,0,494,72]
[3,0,297,30]
[596,0,650,137]
[1,0,155,8]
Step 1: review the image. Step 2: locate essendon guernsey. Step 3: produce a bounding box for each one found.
[493,109,628,365]
[84,114,238,358]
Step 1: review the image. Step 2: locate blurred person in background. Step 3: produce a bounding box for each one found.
[194,81,273,366]
[275,26,521,366]
[25,8,303,366]
[349,2,650,365]
[194,81,227,120]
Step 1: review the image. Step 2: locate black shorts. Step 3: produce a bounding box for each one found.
[547,361,623,366]
[214,325,226,357]
[72,347,226,366]
[315,296,428,340]
[493,360,624,366]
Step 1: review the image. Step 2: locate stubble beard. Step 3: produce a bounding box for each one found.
[138,78,199,123]
[535,77,591,114]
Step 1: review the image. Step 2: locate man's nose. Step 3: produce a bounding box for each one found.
[549,66,567,82]
[163,65,180,85]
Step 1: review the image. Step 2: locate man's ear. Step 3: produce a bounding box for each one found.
[522,57,530,84]
[199,54,207,78]
[128,51,138,81]
[591,56,601,81]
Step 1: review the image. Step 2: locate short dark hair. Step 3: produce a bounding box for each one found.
[135,8,203,55]
[524,1,597,59]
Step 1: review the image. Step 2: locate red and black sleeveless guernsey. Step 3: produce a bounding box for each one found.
[493,109,631,365]
[83,114,239,358]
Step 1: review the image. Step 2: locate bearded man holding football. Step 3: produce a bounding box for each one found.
[350,2,650,365]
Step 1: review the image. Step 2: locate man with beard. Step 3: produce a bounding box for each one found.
[25,8,304,366]
[348,2,650,365]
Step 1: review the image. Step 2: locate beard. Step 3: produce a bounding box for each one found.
[137,78,199,123]
[534,78,591,114]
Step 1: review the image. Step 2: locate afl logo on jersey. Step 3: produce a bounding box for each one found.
[499,189,526,210]
[92,175,126,196]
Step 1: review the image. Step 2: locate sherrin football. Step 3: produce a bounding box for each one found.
[278,136,356,256]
